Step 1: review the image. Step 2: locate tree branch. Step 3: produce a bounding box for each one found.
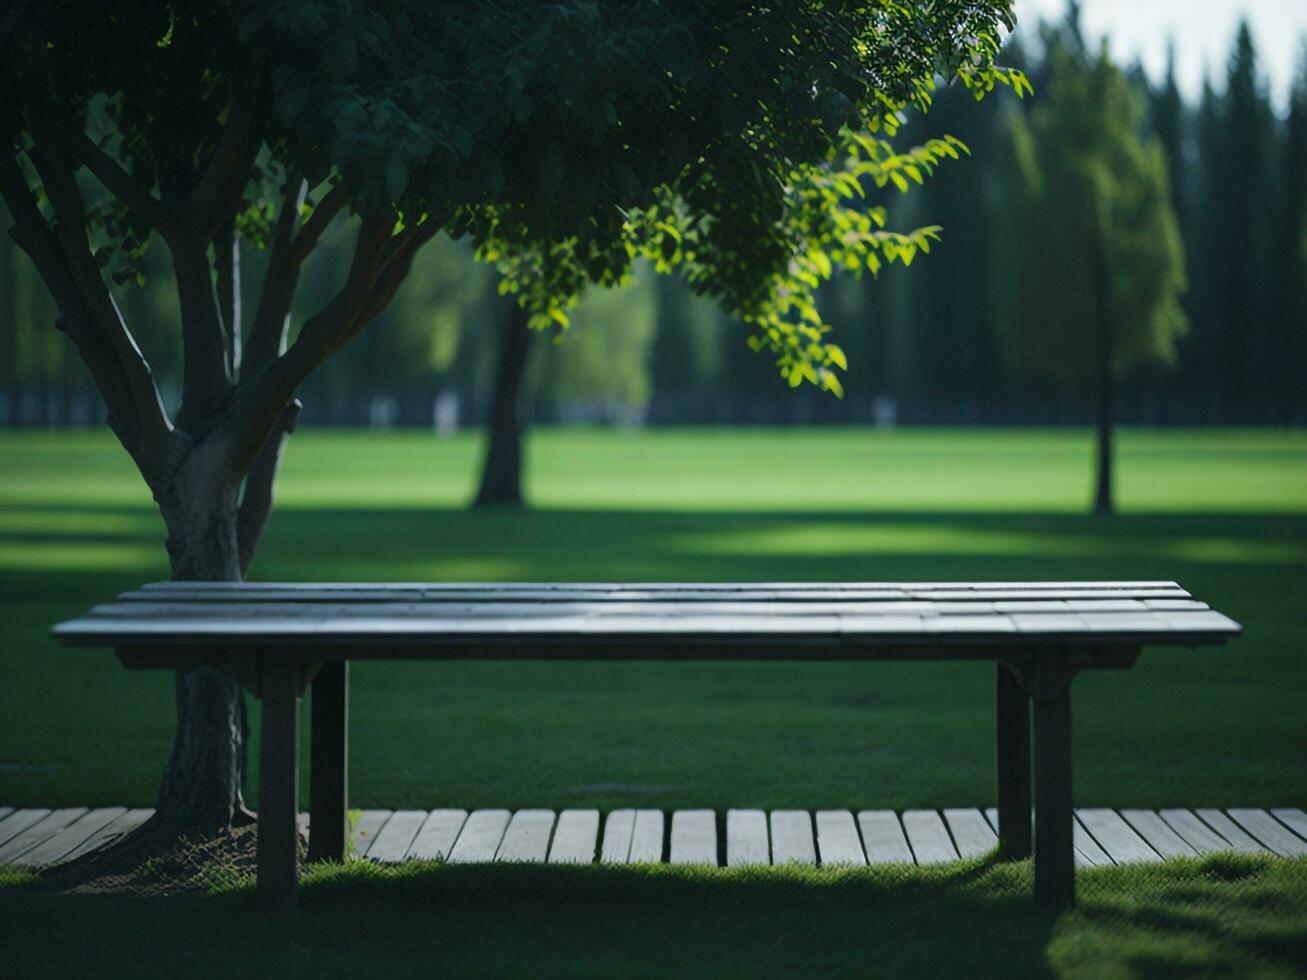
[184,70,264,236]
[215,219,241,377]
[216,212,398,474]
[62,129,177,239]
[172,239,235,430]
[289,183,350,266]
[244,176,308,375]
[0,150,175,478]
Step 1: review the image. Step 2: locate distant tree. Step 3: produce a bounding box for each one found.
[1187,23,1276,420]
[998,36,1187,514]
[1149,44,1188,233]
[1269,44,1307,421]
[0,1,1023,838]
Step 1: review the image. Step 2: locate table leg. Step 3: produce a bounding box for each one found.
[1032,670,1075,908]
[995,662,1032,859]
[308,661,349,863]
[257,665,301,912]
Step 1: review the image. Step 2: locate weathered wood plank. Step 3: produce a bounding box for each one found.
[496,809,556,863]
[12,807,126,867]
[770,811,817,866]
[0,809,51,850]
[987,807,1103,868]
[0,807,12,823]
[1077,809,1160,864]
[1270,808,1307,844]
[670,810,716,865]
[815,810,866,867]
[447,809,512,864]
[902,810,958,865]
[1226,809,1307,857]
[629,810,665,863]
[549,810,599,864]
[1120,810,1198,859]
[63,808,153,862]
[1157,809,1238,855]
[408,809,468,861]
[1070,817,1113,867]
[726,809,769,867]
[1194,809,1268,854]
[57,579,1238,655]
[944,808,998,859]
[858,810,914,864]
[350,809,392,858]
[0,808,88,864]
[366,809,428,863]
[600,809,636,864]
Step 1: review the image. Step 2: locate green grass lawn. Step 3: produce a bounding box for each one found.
[1,427,1305,812]
[4,856,1307,978]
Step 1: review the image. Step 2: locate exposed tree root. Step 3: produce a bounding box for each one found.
[39,815,304,896]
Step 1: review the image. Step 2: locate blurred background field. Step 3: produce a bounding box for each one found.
[2,427,1304,812]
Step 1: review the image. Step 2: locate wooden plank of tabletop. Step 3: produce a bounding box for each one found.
[1120,810,1199,859]
[1271,808,1307,844]
[1077,809,1160,864]
[770,811,817,866]
[1158,809,1239,855]
[600,810,636,864]
[943,808,998,859]
[815,810,867,867]
[447,809,512,864]
[12,807,126,867]
[365,810,428,863]
[1226,809,1307,857]
[1193,809,1269,854]
[629,810,665,863]
[63,808,153,863]
[496,809,555,863]
[408,810,468,861]
[55,612,1237,646]
[0,808,88,864]
[0,807,11,823]
[858,811,914,864]
[93,598,1184,621]
[133,580,1186,596]
[725,810,769,867]
[548,810,600,864]
[669,810,717,866]
[902,810,958,865]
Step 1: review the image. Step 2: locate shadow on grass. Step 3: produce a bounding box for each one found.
[4,856,1307,978]
[3,504,1306,585]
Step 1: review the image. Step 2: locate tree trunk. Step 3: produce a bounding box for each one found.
[151,441,249,832]
[1091,235,1114,517]
[474,302,532,507]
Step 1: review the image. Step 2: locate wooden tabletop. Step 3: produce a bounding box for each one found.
[50,581,1241,659]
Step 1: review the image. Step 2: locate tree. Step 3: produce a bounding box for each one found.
[998,35,1186,514]
[1268,43,1307,422]
[1,0,1022,839]
[1185,23,1275,422]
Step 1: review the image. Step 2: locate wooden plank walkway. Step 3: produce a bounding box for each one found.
[3,805,1305,869]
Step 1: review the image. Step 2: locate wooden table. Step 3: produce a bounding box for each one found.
[52,580,1241,910]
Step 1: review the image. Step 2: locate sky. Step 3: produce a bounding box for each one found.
[1014,0,1306,108]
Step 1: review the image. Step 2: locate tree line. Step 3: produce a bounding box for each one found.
[3,13,1301,433]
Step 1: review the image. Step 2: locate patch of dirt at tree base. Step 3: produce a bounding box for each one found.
[50,825,305,897]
